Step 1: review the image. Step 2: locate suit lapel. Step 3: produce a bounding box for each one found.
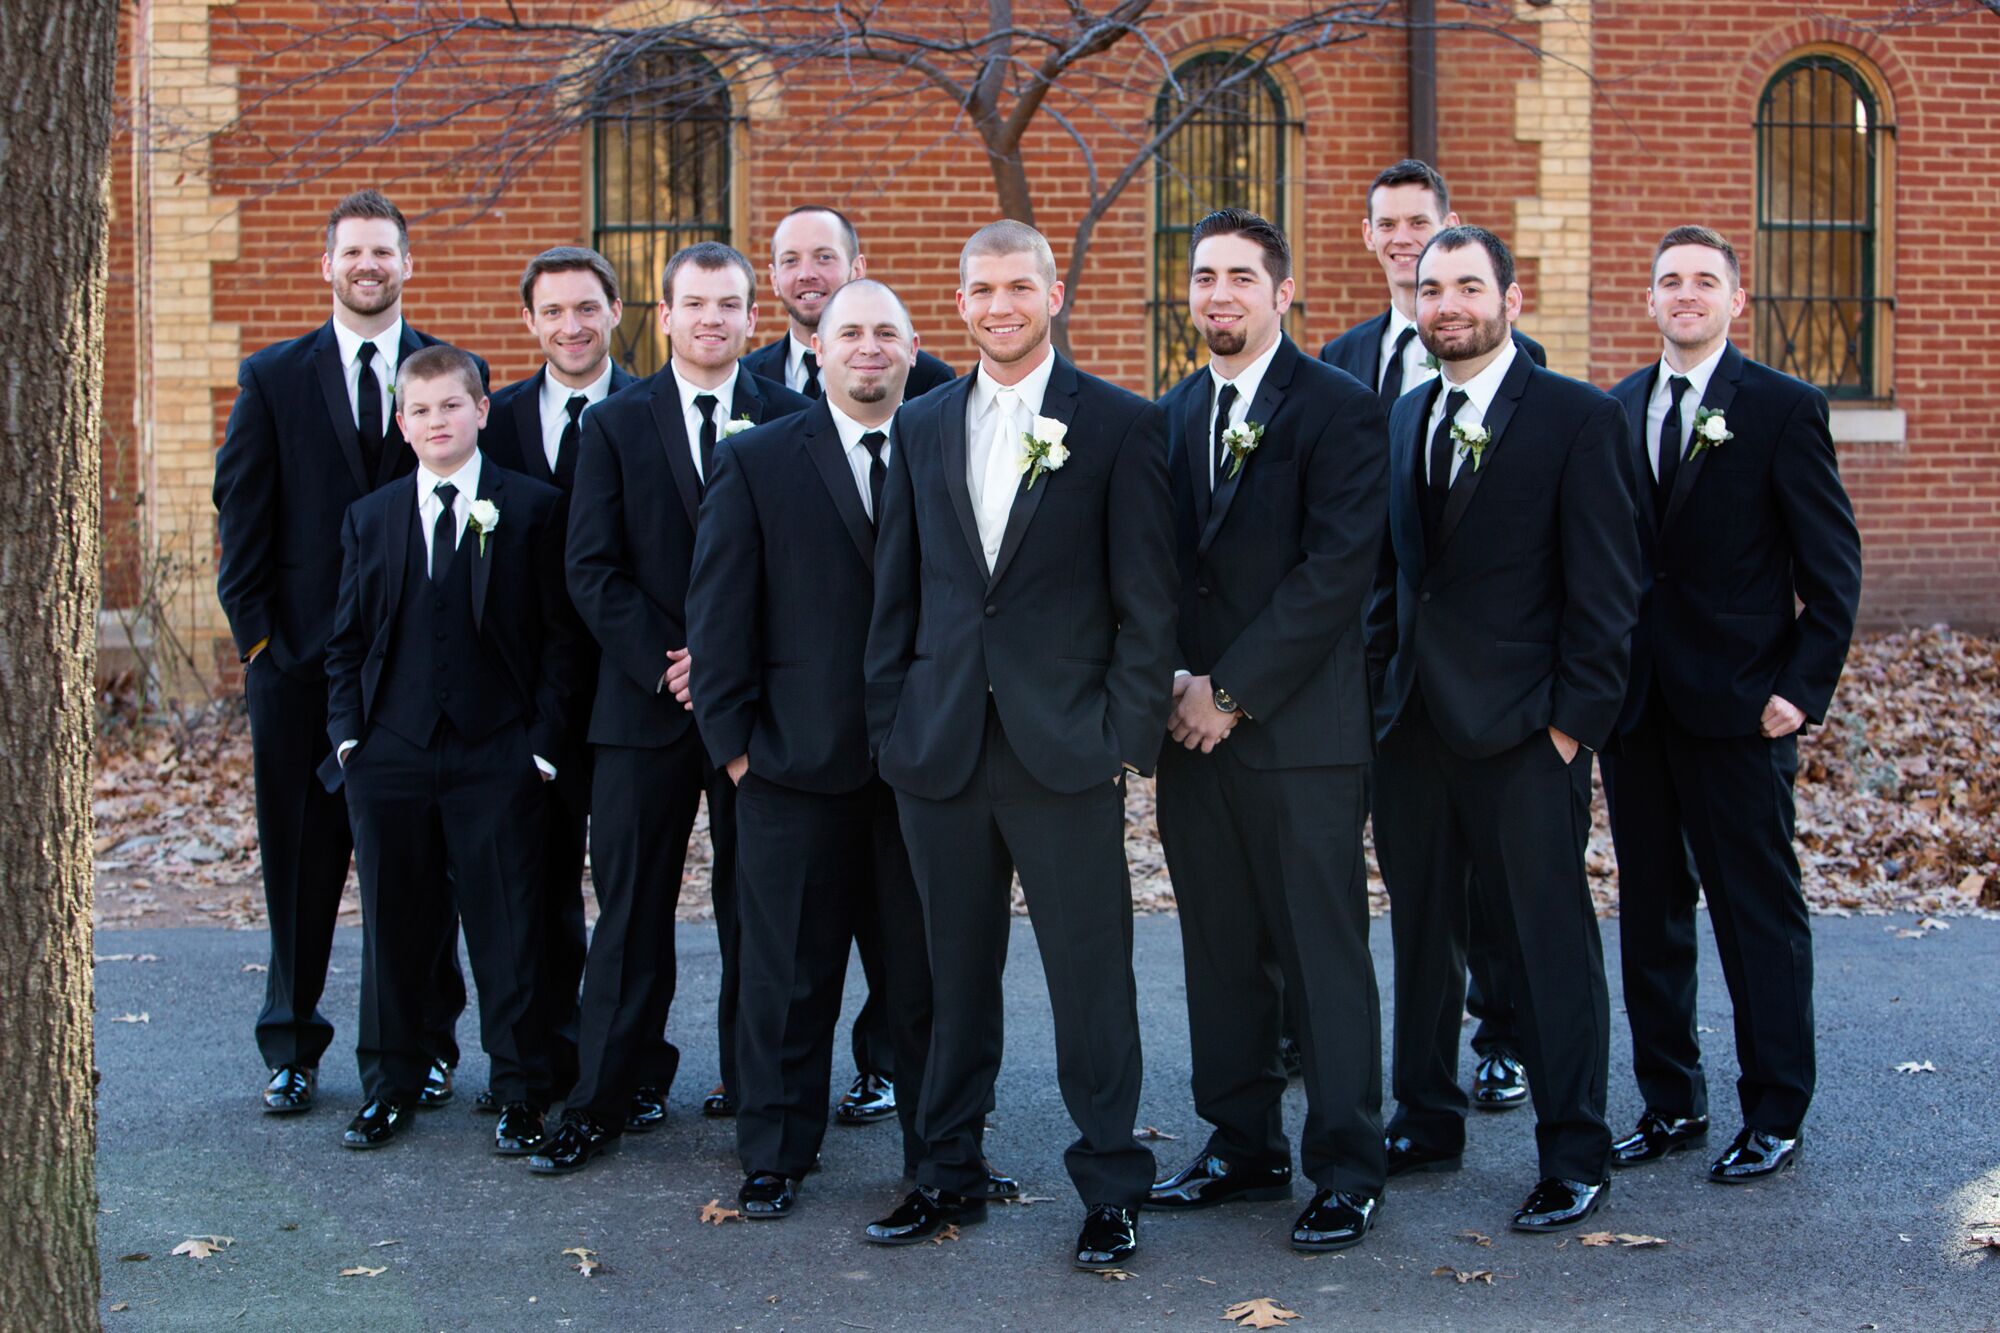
[1661,342,1743,536]
[987,357,1073,591]
[1359,312,1390,389]
[382,325,428,485]
[384,473,415,622]
[800,403,876,571]
[312,322,370,492]
[647,373,702,528]
[514,368,556,484]
[470,466,501,632]
[1199,336,1296,557]
[1181,373,1214,531]
[1618,365,1660,529]
[1434,351,1531,556]
[1388,383,1434,581]
[937,377,987,576]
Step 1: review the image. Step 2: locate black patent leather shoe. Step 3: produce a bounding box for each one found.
[1385,1134,1462,1177]
[262,1065,316,1114]
[864,1187,988,1245]
[418,1059,454,1109]
[1510,1176,1608,1231]
[526,1111,614,1175]
[1611,1111,1710,1168]
[1291,1189,1380,1252]
[1076,1205,1139,1270]
[703,1084,736,1118]
[626,1085,667,1133]
[835,1071,897,1125]
[1147,1153,1293,1210]
[1279,1037,1305,1081]
[473,1089,499,1114]
[739,1171,798,1219]
[493,1102,547,1156]
[1471,1053,1529,1111]
[977,1157,1022,1201]
[1708,1127,1801,1183]
[341,1097,409,1149]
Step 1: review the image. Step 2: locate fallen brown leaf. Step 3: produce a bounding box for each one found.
[109,1302,129,1313]
[930,1223,961,1245]
[698,1199,741,1226]
[1223,1297,1303,1327]
[369,1238,401,1248]
[1458,1229,1494,1247]
[107,1012,149,1025]
[1893,1060,1938,1074]
[1432,1266,1496,1284]
[1136,1126,1178,1141]
[170,1237,231,1260]
[1097,1267,1135,1281]
[242,963,268,973]
[562,1246,602,1276]
[1002,1195,1058,1206]
[117,1253,149,1263]
[339,1265,387,1278]
[1579,1232,1668,1248]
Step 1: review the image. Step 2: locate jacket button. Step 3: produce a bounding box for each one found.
[1197,585,1210,597]
[984,605,997,617]
[1419,591,1431,603]
[1656,571,1669,581]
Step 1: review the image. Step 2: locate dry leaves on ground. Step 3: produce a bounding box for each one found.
[107,1013,149,1024]
[1579,1232,1669,1249]
[1893,1060,1938,1074]
[339,1266,386,1278]
[1135,1126,1178,1141]
[1096,1267,1134,1282]
[1433,1266,1497,1284]
[170,1237,231,1260]
[930,1223,961,1245]
[562,1246,603,1277]
[698,1200,741,1226]
[1223,1297,1303,1328]
[1458,1230,1494,1247]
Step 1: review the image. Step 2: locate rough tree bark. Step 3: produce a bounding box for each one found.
[0,1,119,1327]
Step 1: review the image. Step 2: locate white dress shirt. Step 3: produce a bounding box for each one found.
[827,400,893,521]
[332,316,403,433]
[1377,306,1433,398]
[966,350,1057,571]
[536,360,615,471]
[1204,333,1283,489]
[1646,342,1726,480]
[671,362,740,481]
[1423,338,1519,488]
[784,334,819,396]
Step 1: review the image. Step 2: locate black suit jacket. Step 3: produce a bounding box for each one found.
[1159,337,1388,769]
[1320,310,1546,394]
[1365,352,1641,757]
[566,363,814,749]
[865,357,1179,799]
[213,319,488,679]
[687,400,884,794]
[320,461,584,789]
[1608,342,1861,738]
[741,336,957,400]
[479,363,640,486]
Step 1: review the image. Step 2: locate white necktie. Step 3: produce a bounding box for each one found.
[976,389,1022,571]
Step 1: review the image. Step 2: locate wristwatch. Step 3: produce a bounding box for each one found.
[1211,686,1239,715]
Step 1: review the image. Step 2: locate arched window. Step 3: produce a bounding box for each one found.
[1754,53,1894,399]
[1151,54,1301,395]
[592,49,736,376]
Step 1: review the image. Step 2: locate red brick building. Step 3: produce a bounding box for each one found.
[105,1,2000,685]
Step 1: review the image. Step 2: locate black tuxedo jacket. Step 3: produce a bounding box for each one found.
[1159,336,1389,769]
[865,357,1179,799]
[566,363,813,749]
[687,400,884,794]
[320,461,585,788]
[214,319,488,679]
[741,336,957,400]
[1320,310,1546,393]
[479,364,639,486]
[1608,342,1861,738]
[1365,353,1641,757]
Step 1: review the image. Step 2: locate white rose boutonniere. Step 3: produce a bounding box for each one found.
[1220,419,1265,479]
[1020,415,1070,489]
[723,415,755,438]
[1449,421,1493,472]
[1689,406,1732,459]
[467,499,500,556]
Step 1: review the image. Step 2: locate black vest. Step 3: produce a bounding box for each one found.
[373,501,521,747]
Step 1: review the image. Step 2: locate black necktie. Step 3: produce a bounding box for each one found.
[355,340,384,482]
[801,352,822,401]
[555,394,586,492]
[693,392,720,488]
[1210,380,1240,491]
[430,482,458,584]
[1656,374,1692,524]
[859,429,888,527]
[1425,387,1469,532]
[1380,325,1419,402]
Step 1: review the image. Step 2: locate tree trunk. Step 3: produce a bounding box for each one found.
[0,1,119,1328]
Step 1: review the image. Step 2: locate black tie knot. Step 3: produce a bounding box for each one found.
[1391,326,1418,358]
[433,481,457,507]
[1667,374,1691,404]
[801,351,822,399]
[565,394,588,425]
[1444,387,1469,418]
[694,392,719,419]
[356,341,377,366]
[859,429,888,460]
[1215,381,1239,418]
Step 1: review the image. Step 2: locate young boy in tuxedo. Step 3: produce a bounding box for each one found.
[321,344,584,1154]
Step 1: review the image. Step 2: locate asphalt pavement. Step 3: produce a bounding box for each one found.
[93,912,1999,1331]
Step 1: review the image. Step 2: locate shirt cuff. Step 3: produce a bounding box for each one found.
[337,739,357,766]
[533,755,556,779]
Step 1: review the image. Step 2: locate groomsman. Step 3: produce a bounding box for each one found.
[474,246,637,1112]
[1147,211,1390,1252]
[532,243,812,1174]
[1601,226,1860,1183]
[1322,158,1539,1109]
[863,222,1178,1270]
[320,345,584,1153]
[743,205,956,404]
[1367,227,1640,1231]
[214,190,477,1115]
[688,279,939,1217]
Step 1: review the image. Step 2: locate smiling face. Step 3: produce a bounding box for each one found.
[1416,242,1521,373]
[524,267,621,386]
[815,283,914,413]
[1648,242,1747,359]
[956,250,1062,370]
[770,210,862,335]
[395,369,488,475]
[1363,182,1458,297]
[1189,231,1293,362]
[659,261,756,376]
[322,218,411,320]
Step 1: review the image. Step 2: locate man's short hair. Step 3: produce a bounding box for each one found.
[774,205,861,263]
[326,189,409,253]
[1421,225,1516,292]
[1189,208,1292,285]
[661,241,757,305]
[959,220,1057,287]
[519,245,621,310]
[1367,159,1451,219]
[396,344,485,401]
[1653,225,1741,287]
[819,278,913,339]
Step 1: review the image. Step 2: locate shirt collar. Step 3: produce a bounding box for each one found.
[671,360,740,416]
[788,333,816,378]
[1207,332,1283,407]
[1385,306,1419,346]
[540,360,614,416]
[333,316,403,368]
[1653,341,1727,404]
[416,448,482,503]
[970,346,1057,425]
[1438,337,1518,419]
[827,399,892,454]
